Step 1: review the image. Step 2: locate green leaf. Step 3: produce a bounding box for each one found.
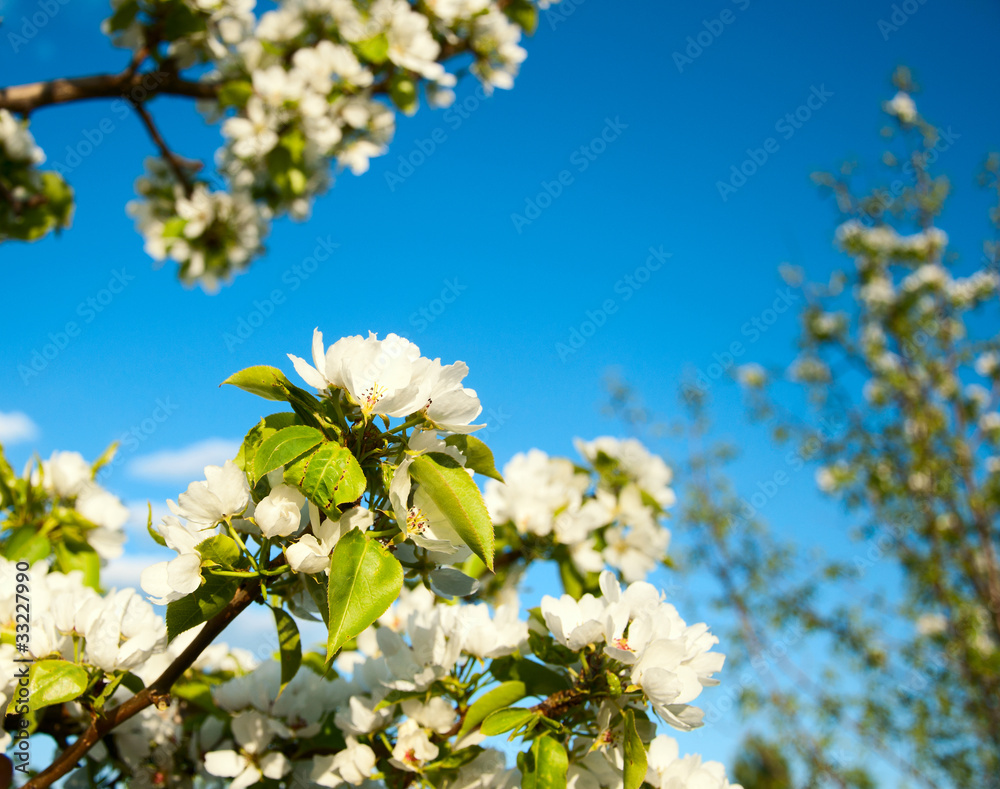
[374,687,427,711]
[429,566,480,598]
[146,502,166,547]
[120,672,145,694]
[302,572,330,626]
[236,413,302,475]
[556,552,599,600]
[285,441,366,511]
[4,527,51,564]
[458,681,527,738]
[527,630,580,666]
[196,535,241,568]
[91,442,119,474]
[288,168,307,195]
[521,735,568,789]
[166,575,237,641]
[623,709,647,789]
[222,365,297,402]
[29,660,88,712]
[326,530,403,662]
[426,746,484,773]
[218,79,254,108]
[356,33,389,63]
[480,707,537,736]
[504,0,538,34]
[409,453,495,571]
[281,128,307,162]
[558,554,586,599]
[390,76,418,112]
[93,672,127,712]
[107,0,139,32]
[488,657,572,697]
[272,606,302,697]
[53,542,100,590]
[252,425,326,484]
[172,681,215,711]
[42,172,74,228]
[444,435,504,482]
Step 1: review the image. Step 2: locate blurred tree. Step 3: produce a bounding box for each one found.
[607,68,1000,789]
[732,736,793,789]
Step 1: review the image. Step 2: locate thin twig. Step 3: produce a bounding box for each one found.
[24,582,260,789]
[128,100,197,196]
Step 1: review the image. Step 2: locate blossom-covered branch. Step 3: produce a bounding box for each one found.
[1,329,741,789]
[0,0,557,289]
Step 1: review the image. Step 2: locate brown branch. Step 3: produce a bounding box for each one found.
[24,582,259,789]
[0,71,217,115]
[129,100,198,195]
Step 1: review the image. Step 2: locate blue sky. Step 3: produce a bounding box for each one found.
[2,0,1000,776]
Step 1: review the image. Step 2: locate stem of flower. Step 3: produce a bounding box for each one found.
[228,523,260,573]
[386,415,425,435]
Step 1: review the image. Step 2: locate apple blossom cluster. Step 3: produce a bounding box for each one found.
[0,110,44,166]
[0,446,130,567]
[192,586,530,787]
[0,557,169,764]
[36,450,131,560]
[128,162,270,292]
[485,437,675,583]
[542,571,725,732]
[0,559,166,670]
[140,458,252,603]
[644,735,743,789]
[0,109,73,242]
[288,328,484,431]
[141,329,491,604]
[94,0,558,287]
[110,576,734,789]
[5,332,742,789]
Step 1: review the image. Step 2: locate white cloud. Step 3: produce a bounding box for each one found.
[101,554,164,595]
[0,411,38,445]
[129,438,241,482]
[126,501,171,535]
